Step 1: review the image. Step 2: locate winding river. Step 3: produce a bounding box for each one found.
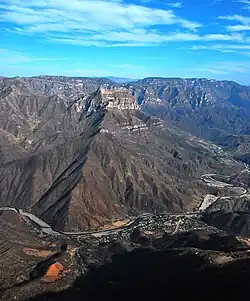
[1,172,249,237]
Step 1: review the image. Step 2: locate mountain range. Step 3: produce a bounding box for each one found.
[127,78,250,148]
[1,75,250,300]
[0,76,248,231]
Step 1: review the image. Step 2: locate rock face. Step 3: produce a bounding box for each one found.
[127,78,250,149]
[0,77,108,230]
[101,87,140,110]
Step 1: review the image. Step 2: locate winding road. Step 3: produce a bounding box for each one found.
[199,173,250,211]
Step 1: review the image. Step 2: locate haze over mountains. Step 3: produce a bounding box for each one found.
[106,77,138,83]
[1,75,250,300]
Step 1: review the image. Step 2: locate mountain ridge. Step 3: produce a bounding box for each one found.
[0,76,248,231]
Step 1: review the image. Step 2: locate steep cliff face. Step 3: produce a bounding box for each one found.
[101,87,140,110]
[99,86,161,136]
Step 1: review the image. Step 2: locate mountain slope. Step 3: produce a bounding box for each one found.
[127,78,250,149]
[0,77,107,230]
[24,229,250,301]
[33,87,246,231]
[0,77,247,231]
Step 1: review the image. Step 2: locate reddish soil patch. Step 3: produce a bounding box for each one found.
[42,262,64,283]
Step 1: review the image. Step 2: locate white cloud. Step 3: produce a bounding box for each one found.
[227,24,250,31]
[139,0,182,8]
[220,14,250,31]
[239,0,250,10]
[0,49,71,65]
[201,33,244,41]
[193,61,250,75]
[190,44,250,58]
[191,44,250,51]
[168,2,183,8]
[46,32,245,47]
[0,0,204,47]
[0,0,200,31]
[219,14,250,24]
[0,0,249,47]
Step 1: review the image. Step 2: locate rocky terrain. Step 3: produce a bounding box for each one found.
[27,244,250,301]
[0,206,250,301]
[0,76,247,231]
[1,75,250,300]
[0,210,74,300]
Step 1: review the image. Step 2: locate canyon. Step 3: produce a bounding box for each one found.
[1,76,250,300]
[0,76,248,231]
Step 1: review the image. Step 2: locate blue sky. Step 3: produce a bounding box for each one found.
[1,0,250,83]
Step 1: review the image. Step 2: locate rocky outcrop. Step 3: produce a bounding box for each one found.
[101,87,139,110]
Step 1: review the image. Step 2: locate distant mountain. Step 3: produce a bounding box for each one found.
[127,78,250,149]
[107,76,138,84]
